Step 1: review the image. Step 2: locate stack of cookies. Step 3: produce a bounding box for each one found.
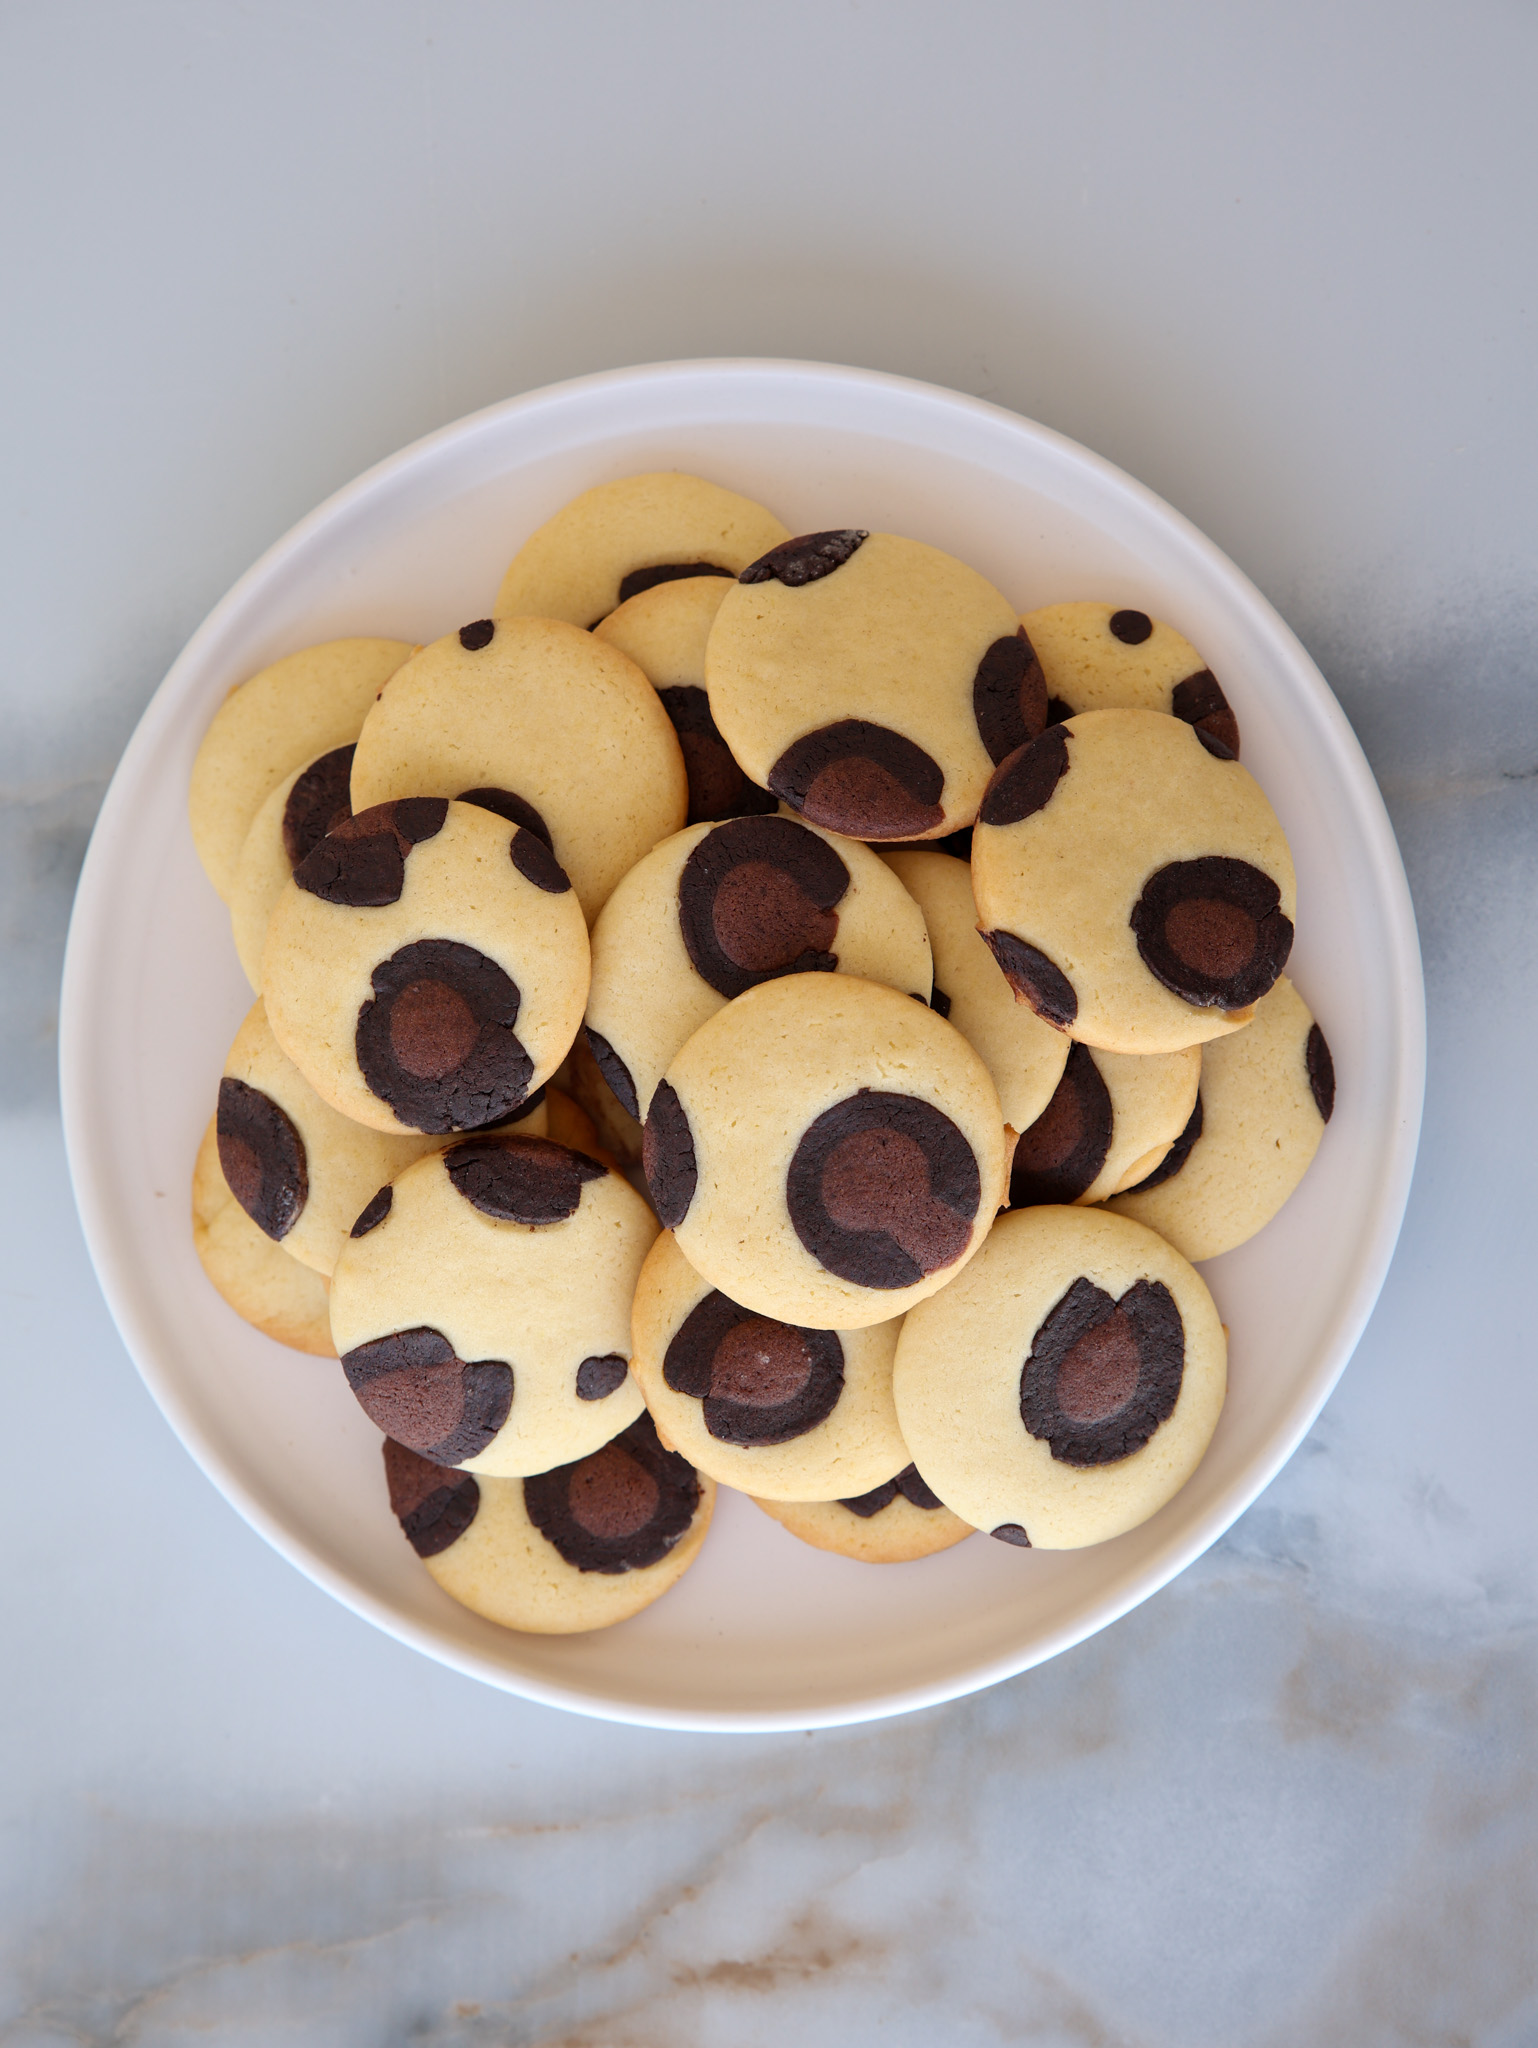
[187,472,1335,1635]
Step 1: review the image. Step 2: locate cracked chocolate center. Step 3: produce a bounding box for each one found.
[678,814,848,998]
[342,1326,513,1465]
[664,1289,844,1445]
[786,1089,980,1288]
[523,1412,700,1574]
[356,938,532,1133]
[216,1076,307,1240]
[1130,857,1293,1009]
[1019,1276,1184,1466]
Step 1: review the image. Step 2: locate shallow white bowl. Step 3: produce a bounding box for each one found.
[60,359,1423,1732]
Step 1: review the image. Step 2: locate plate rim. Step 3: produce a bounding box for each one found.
[58,356,1426,1733]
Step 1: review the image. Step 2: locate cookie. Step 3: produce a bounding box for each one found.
[1107,976,1334,1260]
[893,1205,1226,1550]
[594,576,776,825]
[494,471,790,629]
[971,709,1296,1055]
[706,530,1038,840]
[751,1471,973,1564]
[347,616,686,923]
[329,1134,655,1476]
[1022,602,1240,756]
[228,744,356,990]
[544,1084,622,1176]
[383,1413,714,1633]
[189,638,413,901]
[881,848,1068,1137]
[262,797,589,1135]
[1008,1041,1201,1209]
[190,1117,334,1355]
[643,974,1008,1328]
[585,813,934,1126]
[217,998,478,1277]
[629,1230,909,1500]
[562,1028,644,1167]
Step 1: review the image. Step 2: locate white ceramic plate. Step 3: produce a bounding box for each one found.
[60,359,1423,1732]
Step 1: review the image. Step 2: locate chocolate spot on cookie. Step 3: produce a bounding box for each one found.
[281,745,355,869]
[1020,1276,1184,1466]
[978,724,1070,828]
[350,1184,393,1237]
[457,787,554,846]
[1109,609,1153,645]
[509,825,571,894]
[1046,697,1076,725]
[769,720,945,839]
[343,1326,513,1465]
[974,627,1048,765]
[786,1089,980,1289]
[664,1290,844,1446]
[383,1438,481,1558]
[1306,1022,1336,1123]
[739,529,867,587]
[523,1411,700,1574]
[980,930,1078,1029]
[677,815,849,998]
[1122,1093,1203,1193]
[584,1026,641,1123]
[840,1463,944,1518]
[1131,857,1294,1009]
[216,1076,307,1240]
[992,1523,1033,1546]
[1009,1043,1113,1206]
[356,938,533,1133]
[459,619,495,651]
[657,685,777,824]
[929,985,952,1018]
[642,1081,698,1227]
[293,798,448,907]
[1171,671,1241,759]
[445,1134,605,1223]
[617,562,734,605]
[576,1354,630,1401]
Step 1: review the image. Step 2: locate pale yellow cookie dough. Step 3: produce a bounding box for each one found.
[751,1486,973,1564]
[593,572,731,685]
[1022,601,1237,752]
[894,1205,1226,1550]
[190,1117,334,1355]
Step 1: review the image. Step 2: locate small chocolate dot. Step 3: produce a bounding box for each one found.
[576,1354,631,1401]
[991,1523,1033,1547]
[1109,609,1153,645]
[459,619,496,651]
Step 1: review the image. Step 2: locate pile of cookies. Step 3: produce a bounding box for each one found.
[187,471,1335,1636]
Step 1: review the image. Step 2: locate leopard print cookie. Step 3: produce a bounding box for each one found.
[585,812,932,1127]
[629,1230,909,1501]
[594,575,776,825]
[348,616,686,922]
[894,1204,1226,1550]
[642,974,1008,1329]
[383,1413,714,1633]
[262,797,589,1135]
[1007,1041,1201,1210]
[191,1117,334,1355]
[1023,602,1239,756]
[971,709,1296,1055]
[228,744,356,991]
[751,1470,973,1563]
[494,471,791,629]
[1108,976,1334,1260]
[189,638,413,901]
[331,1134,655,1477]
[706,531,1038,840]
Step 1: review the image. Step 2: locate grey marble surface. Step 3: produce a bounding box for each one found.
[3,3,1536,2040]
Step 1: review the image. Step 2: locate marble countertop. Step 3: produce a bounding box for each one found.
[3,4,1535,2041]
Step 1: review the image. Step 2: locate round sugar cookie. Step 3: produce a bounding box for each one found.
[191,1117,334,1356]
[972,709,1296,1054]
[629,1231,909,1500]
[707,531,1040,842]
[262,798,589,1135]
[585,813,933,1125]
[189,638,413,900]
[882,848,1068,1137]
[1023,601,1240,755]
[893,1205,1227,1550]
[332,1135,653,1476]
[348,616,687,922]
[752,1471,973,1563]
[642,974,1008,1329]
[228,744,356,990]
[218,997,449,1276]
[1108,976,1334,1260]
[383,1415,714,1633]
[494,472,790,629]
[1008,1041,1201,1209]
[594,576,777,825]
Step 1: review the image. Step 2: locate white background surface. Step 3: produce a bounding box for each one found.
[2,2,1535,2040]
